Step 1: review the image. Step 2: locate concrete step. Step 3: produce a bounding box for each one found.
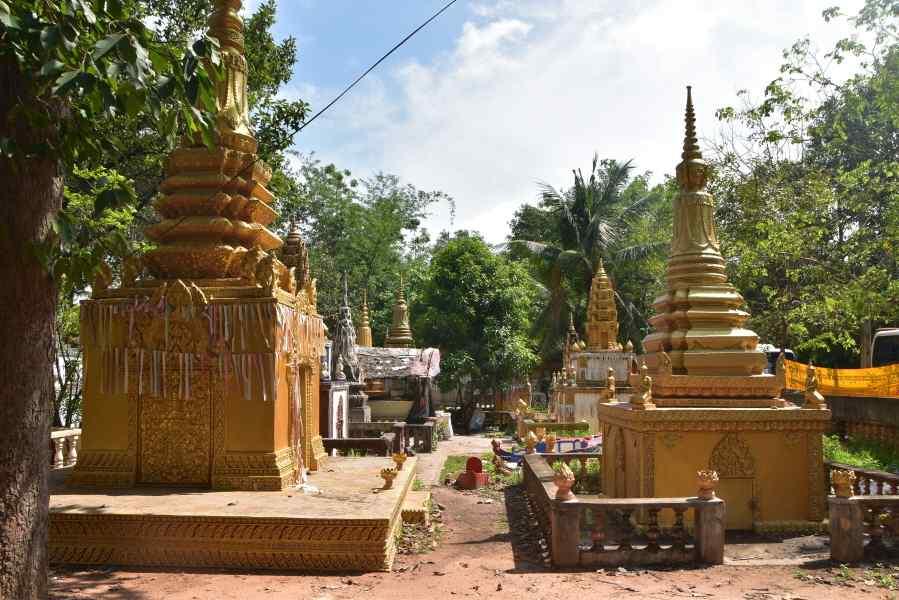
[401,490,430,525]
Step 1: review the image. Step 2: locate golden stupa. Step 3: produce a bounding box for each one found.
[358,290,374,347]
[384,276,414,348]
[597,87,830,531]
[585,259,621,351]
[70,0,327,490]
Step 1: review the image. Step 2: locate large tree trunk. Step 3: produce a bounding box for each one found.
[0,57,62,600]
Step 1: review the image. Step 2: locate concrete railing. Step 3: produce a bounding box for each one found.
[349,421,406,454]
[828,495,899,561]
[523,453,725,568]
[826,461,899,495]
[50,428,80,469]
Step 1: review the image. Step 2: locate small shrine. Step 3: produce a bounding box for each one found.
[384,277,415,348]
[597,88,830,530]
[548,262,635,432]
[50,1,417,573]
[70,0,326,489]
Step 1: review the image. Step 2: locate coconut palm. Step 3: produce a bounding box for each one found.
[510,155,669,362]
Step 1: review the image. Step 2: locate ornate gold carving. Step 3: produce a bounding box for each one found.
[139,369,212,485]
[660,432,682,449]
[807,432,826,519]
[709,433,755,478]
[643,431,655,498]
[49,512,398,572]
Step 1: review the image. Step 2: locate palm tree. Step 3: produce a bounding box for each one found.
[510,155,668,362]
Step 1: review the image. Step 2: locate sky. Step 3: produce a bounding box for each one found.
[249,0,864,243]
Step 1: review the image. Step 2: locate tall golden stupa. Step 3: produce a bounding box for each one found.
[70,0,327,490]
[597,88,829,530]
[585,259,621,351]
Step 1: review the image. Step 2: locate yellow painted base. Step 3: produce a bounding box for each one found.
[599,403,830,530]
[51,456,416,572]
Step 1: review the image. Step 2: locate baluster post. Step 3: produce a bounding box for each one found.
[866,506,884,551]
[53,437,65,469]
[618,509,634,551]
[590,507,606,552]
[672,508,687,551]
[646,508,661,552]
[66,434,79,466]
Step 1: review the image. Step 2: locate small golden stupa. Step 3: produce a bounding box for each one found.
[71,0,327,490]
[384,276,414,348]
[585,259,622,351]
[358,290,374,347]
[597,87,829,530]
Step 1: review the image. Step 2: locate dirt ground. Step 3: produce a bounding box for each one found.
[50,436,898,600]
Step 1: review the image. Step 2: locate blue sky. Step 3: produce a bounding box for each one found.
[248,0,863,243]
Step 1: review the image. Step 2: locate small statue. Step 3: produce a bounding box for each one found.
[92,261,112,293]
[658,351,673,376]
[632,363,655,409]
[335,356,347,381]
[255,252,279,295]
[240,245,267,284]
[121,255,143,287]
[605,366,616,402]
[804,362,826,409]
[525,431,538,454]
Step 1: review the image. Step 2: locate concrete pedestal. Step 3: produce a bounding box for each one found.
[598,402,830,530]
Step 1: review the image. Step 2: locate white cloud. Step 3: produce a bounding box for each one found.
[291,0,864,243]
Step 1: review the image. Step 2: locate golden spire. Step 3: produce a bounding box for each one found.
[641,86,765,378]
[586,258,621,351]
[358,289,373,347]
[143,0,282,280]
[384,274,414,348]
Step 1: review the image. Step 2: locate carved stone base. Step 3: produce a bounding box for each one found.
[212,447,298,491]
[51,456,417,573]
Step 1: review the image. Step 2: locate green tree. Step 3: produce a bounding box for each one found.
[277,156,451,342]
[414,231,538,427]
[712,0,899,366]
[0,0,218,595]
[508,156,670,363]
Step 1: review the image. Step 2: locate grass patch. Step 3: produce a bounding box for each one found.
[412,476,426,491]
[796,564,899,591]
[823,434,899,473]
[439,452,522,499]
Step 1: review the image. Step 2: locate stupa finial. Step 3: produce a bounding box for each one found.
[682,85,702,161]
[342,272,349,307]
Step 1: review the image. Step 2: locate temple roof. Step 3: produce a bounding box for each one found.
[356,347,440,379]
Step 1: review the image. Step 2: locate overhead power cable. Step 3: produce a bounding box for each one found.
[298,0,461,132]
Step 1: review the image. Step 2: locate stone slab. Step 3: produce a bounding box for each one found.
[49,456,416,572]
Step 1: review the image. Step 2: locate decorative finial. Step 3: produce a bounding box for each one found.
[342,272,349,307]
[682,85,702,161]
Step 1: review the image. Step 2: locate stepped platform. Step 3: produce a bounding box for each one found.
[49,456,416,572]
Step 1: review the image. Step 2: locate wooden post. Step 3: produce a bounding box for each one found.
[829,497,865,562]
[694,498,725,564]
[550,502,581,567]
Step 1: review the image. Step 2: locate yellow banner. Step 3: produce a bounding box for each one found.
[783,359,899,398]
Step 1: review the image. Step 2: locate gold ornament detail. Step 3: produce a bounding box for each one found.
[709,433,755,478]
